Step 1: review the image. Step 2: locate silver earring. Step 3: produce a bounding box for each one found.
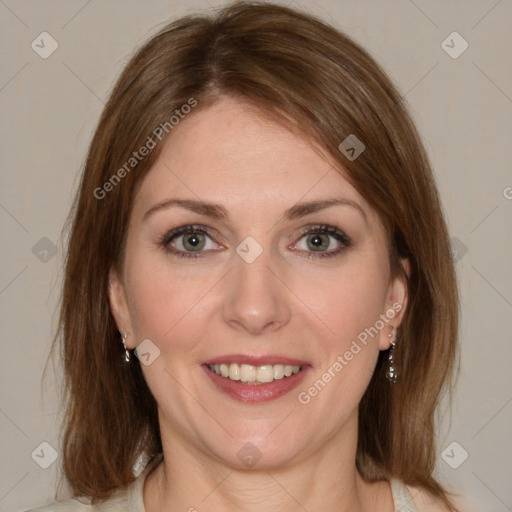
[386,327,398,383]
[120,330,130,363]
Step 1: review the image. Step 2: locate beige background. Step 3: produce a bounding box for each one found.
[1,1,511,511]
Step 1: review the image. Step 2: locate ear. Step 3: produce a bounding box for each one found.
[108,267,134,349]
[378,257,410,351]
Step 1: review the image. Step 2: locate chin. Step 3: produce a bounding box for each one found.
[195,422,302,467]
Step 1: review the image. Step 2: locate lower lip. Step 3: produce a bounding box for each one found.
[202,365,311,403]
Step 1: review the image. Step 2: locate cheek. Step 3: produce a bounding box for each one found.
[301,261,390,394]
[123,247,184,336]
[123,246,224,356]
[291,267,390,438]
[312,263,390,344]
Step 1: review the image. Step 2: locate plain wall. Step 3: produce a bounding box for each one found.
[1,1,511,511]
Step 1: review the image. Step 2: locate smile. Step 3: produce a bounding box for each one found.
[207,363,302,384]
[202,362,311,403]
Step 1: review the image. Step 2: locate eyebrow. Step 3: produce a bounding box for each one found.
[143,197,367,224]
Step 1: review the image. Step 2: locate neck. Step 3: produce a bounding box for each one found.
[143,415,393,512]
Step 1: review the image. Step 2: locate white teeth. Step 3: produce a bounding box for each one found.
[228,363,240,381]
[208,362,302,384]
[240,364,257,382]
[220,363,229,377]
[273,364,285,379]
[257,365,274,383]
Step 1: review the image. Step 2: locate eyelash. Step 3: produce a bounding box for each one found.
[159,224,352,260]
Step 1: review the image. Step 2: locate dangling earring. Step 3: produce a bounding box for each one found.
[120,330,130,363]
[386,327,398,383]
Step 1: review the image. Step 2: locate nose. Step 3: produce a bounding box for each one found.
[222,245,291,336]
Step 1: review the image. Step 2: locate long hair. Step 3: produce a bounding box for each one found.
[52,1,459,509]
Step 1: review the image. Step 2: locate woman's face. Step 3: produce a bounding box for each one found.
[109,96,407,469]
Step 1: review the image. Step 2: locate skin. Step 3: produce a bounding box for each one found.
[108,96,411,512]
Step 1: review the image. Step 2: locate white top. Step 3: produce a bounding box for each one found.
[25,455,418,512]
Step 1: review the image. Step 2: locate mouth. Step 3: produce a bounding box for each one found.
[202,356,311,403]
[206,362,302,385]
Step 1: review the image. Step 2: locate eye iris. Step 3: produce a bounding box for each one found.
[183,232,205,251]
[307,234,329,251]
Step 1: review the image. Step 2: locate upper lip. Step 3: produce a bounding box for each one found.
[202,354,311,366]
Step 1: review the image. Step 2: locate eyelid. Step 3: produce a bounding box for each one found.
[295,223,350,240]
[161,224,221,246]
[160,223,351,259]
[160,224,225,258]
[290,224,351,255]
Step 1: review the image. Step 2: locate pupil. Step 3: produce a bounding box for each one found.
[309,234,327,251]
[184,233,204,250]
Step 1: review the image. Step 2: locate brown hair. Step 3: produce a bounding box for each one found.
[51,1,459,509]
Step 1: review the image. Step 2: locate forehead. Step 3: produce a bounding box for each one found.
[132,96,374,221]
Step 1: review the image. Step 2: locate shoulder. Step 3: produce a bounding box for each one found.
[24,497,92,512]
[24,452,161,512]
[407,484,466,512]
[24,492,128,512]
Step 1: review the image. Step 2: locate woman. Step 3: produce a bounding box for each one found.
[29,1,462,511]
